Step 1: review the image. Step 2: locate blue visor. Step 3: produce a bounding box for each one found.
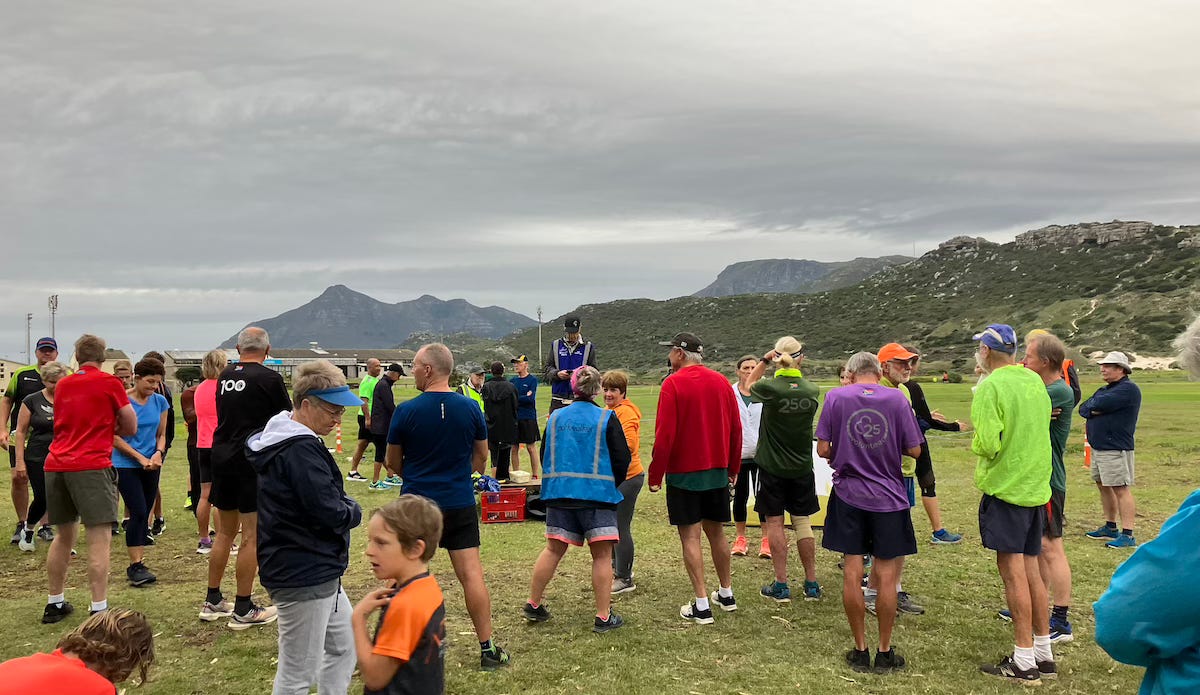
[308,386,364,407]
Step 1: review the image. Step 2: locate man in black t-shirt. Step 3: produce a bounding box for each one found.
[2,337,59,543]
[203,327,292,630]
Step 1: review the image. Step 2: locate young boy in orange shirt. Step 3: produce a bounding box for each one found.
[353,495,447,694]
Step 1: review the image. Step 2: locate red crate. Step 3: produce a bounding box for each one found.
[481,488,527,523]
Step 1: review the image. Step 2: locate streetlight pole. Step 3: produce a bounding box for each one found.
[25,313,33,363]
[537,306,543,367]
[48,294,59,340]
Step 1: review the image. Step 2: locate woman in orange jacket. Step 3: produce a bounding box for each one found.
[603,370,644,595]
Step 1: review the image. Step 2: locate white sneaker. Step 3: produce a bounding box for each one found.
[229,603,278,630]
[18,531,35,552]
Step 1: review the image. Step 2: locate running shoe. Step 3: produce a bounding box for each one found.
[864,593,878,616]
[931,528,963,544]
[804,580,822,601]
[730,536,748,557]
[230,542,239,556]
[873,648,906,673]
[480,644,511,671]
[18,529,35,552]
[1105,534,1137,549]
[761,581,791,603]
[846,648,872,673]
[36,525,54,542]
[709,590,738,612]
[998,609,1013,621]
[897,592,925,615]
[980,655,1040,684]
[758,538,772,559]
[127,562,157,587]
[680,601,715,625]
[111,521,121,536]
[1049,618,1074,643]
[593,612,624,633]
[228,603,278,630]
[384,475,403,487]
[199,599,235,622]
[523,602,551,622]
[196,537,214,555]
[369,481,390,491]
[1037,660,1058,680]
[1085,524,1119,540]
[611,577,636,595]
[151,517,165,536]
[42,601,74,624]
[10,521,24,544]
[346,471,367,482]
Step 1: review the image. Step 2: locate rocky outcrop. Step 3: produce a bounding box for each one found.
[694,256,911,297]
[1014,220,1156,249]
[938,236,997,252]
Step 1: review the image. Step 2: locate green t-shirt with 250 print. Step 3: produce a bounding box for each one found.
[750,369,819,478]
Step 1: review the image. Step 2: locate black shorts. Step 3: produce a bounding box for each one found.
[440,505,481,551]
[371,433,388,464]
[209,459,257,514]
[754,468,820,518]
[356,414,370,442]
[666,485,730,526]
[1043,488,1065,539]
[197,448,214,484]
[821,488,917,560]
[979,494,1042,555]
[8,445,15,468]
[516,419,540,445]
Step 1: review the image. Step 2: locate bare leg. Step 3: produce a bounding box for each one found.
[841,554,867,650]
[349,439,369,471]
[921,495,943,532]
[527,443,541,478]
[1114,486,1136,533]
[197,482,214,541]
[997,552,1034,648]
[797,537,817,583]
[589,541,614,618]
[702,520,732,588]
[47,521,78,596]
[11,475,29,526]
[529,540,568,605]
[764,515,789,583]
[1026,555,1050,637]
[1097,482,1117,523]
[448,547,495,642]
[1037,537,1072,606]
[235,512,259,596]
[127,545,144,564]
[208,508,240,590]
[372,462,383,484]
[874,557,901,651]
[735,521,748,538]
[152,489,162,520]
[510,444,522,472]
[85,524,113,603]
[677,523,707,598]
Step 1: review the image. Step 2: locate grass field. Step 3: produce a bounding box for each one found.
[2,373,1192,694]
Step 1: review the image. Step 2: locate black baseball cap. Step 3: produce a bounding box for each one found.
[386,363,405,375]
[469,365,486,375]
[660,332,704,353]
[563,315,581,332]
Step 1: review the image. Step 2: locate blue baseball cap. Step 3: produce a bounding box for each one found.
[36,337,57,351]
[306,386,365,407]
[973,324,1018,354]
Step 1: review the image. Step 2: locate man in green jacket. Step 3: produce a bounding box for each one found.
[970,323,1055,685]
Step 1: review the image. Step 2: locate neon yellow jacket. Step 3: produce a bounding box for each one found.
[879,376,916,477]
[458,382,484,413]
[970,365,1053,507]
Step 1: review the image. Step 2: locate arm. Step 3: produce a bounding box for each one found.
[274,377,293,413]
[542,346,560,384]
[181,389,197,428]
[472,438,488,475]
[352,589,403,691]
[647,382,677,489]
[12,404,31,482]
[970,383,1003,460]
[726,388,742,481]
[605,414,631,484]
[163,390,175,449]
[115,403,138,438]
[0,396,13,448]
[1080,382,1136,417]
[113,435,149,467]
[816,439,833,460]
[1067,364,1082,406]
[585,343,598,370]
[385,441,402,477]
[909,383,962,431]
[149,409,168,469]
[291,442,363,533]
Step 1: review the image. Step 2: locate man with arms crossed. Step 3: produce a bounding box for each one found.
[971,323,1056,684]
[648,332,742,625]
[1080,351,1142,549]
[203,327,292,629]
[386,343,511,671]
[41,334,136,623]
[509,355,541,478]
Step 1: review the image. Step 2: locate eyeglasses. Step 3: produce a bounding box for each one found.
[308,398,345,418]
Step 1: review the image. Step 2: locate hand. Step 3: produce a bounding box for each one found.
[557,370,570,380]
[354,586,396,619]
[12,464,27,485]
[0,431,8,449]
[957,420,972,432]
[930,409,948,423]
[149,452,164,470]
[762,350,777,362]
[1050,407,1063,420]
[364,417,371,429]
[648,484,661,493]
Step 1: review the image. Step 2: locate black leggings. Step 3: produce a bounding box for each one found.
[489,442,511,480]
[117,467,161,548]
[732,458,763,524]
[187,444,200,513]
[915,442,936,498]
[24,455,48,525]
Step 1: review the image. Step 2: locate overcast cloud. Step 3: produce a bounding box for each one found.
[4,1,1200,358]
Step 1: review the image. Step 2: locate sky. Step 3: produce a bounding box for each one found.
[4,1,1200,359]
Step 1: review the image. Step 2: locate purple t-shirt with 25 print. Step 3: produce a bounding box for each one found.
[815,384,924,513]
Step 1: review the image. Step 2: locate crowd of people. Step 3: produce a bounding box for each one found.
[1,312,1194,693]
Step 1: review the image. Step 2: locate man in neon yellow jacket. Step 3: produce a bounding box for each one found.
[970,323,1054,686]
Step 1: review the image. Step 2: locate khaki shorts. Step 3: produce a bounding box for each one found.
[1091,449,1135,487]
[46,468,120,526]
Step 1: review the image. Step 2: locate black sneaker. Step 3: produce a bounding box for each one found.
[679,601,714,625]
[480,644,511,671]
[11,521,24,544]
[42,601,74,624]
[143,534,156,546]
[1037,660,1058,680]
[874,648,906,673]
[981,655,1041,684]
[845,648,872,673]
[151,517,165,536]
[523,602,551,623]
[111,522,121,536]
[709,590,738,612]
[127,562,157,587]
[593,612,624,633]
[36,525,54,542]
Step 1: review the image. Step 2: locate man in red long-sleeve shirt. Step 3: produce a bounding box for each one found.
[648,332,742,625]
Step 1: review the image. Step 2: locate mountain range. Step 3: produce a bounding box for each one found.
[221,285,536,348]
[694,256,913,297]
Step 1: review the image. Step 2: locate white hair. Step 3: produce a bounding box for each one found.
[679,349,703,363]
[237,327,270,353]
[845,351,882,377]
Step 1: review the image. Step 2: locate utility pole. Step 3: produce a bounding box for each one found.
[48,294,59,340]
[25,313,33,363]
[537,306,543,366]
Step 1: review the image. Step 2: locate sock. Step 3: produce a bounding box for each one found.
[90,599,108,612]
[1013,645,1036,671]
[527,601,539,609]
[1052,605,1070,622]
[1105,521,1117,530]
[694,596,710,612]
[896,582,903,593]
[597,613,610,621]
[1034,634,1053,662]
[206,587,223,605]
[718,586,733,599]
[234,594,252,615]
[1122,528,1134,537]
[48,593,65,606]
[479,639,494,654]
[864,588,878,599]
[774,580,788,589]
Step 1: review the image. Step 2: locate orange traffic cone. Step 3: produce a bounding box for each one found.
[336,424,343,454]
[1082,431,1091,469]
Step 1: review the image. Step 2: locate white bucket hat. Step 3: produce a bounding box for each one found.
[1098,351,1132,372]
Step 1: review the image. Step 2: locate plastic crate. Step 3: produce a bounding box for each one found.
[481,488,527,523]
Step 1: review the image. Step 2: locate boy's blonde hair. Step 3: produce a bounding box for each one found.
[57,608,155,685]
[374,495,443,562]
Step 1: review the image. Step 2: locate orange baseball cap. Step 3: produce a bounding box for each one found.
[877,343,919,363]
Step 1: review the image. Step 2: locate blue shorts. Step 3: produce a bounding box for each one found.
[904,476,916,508]
[545,506,619,546]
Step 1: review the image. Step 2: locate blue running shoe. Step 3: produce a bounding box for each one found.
[931,528,963,544]
[1049,618,1074,643]
[761,581,791,603]
[803,580,822,601]
[1105,533,1136,549]
[1086,524,1119,540]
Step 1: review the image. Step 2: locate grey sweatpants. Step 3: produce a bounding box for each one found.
[615,474,645,580]
[273,587,355,695]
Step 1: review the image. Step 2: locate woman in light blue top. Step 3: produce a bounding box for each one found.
[112,358,170,588]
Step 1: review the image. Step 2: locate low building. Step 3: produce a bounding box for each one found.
[0,358,28,387]
[163,345,414,389]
